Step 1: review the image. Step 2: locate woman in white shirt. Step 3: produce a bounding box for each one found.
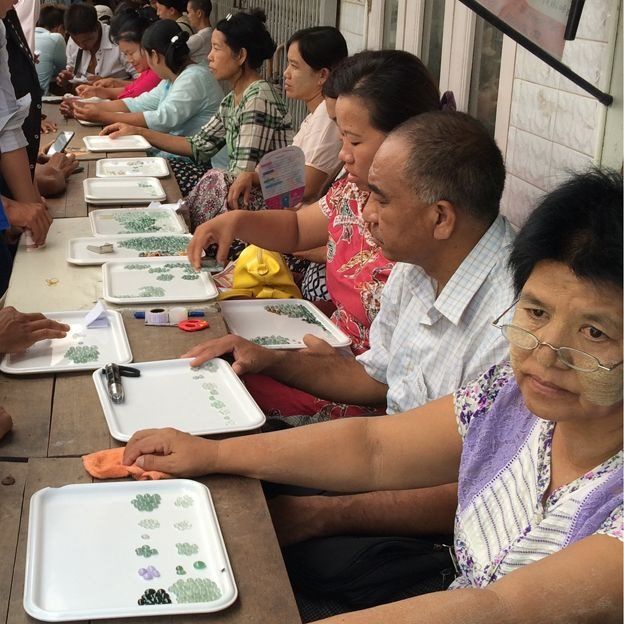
[185,26,348,230]
[73,20,223,140]
[56,3,137,91]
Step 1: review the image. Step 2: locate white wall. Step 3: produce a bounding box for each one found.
[338,0,367,53]
[500,0,621,227]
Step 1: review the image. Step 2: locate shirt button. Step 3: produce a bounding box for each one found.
[34,134,39,139]
[37,104,41,109]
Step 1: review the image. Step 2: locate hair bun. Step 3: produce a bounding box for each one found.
[170,30,189,46]
[248,8,267,23]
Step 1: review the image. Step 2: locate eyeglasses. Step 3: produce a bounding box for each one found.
[492,303,623,373]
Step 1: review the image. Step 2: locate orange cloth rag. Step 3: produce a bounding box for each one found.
[82,447,170,481]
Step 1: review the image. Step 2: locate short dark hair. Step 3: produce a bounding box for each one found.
[286,26,347,72]
[187,0,212,15]
[323,50,440,132]
[142,19,190,74]
[65,3,99,34]
[110,7,156,44]
[509,168,623,295]
[37,4,65,31]
[393,111,505,224]
[215,9,275,70]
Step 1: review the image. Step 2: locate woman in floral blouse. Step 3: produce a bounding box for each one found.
[124,168,623,623]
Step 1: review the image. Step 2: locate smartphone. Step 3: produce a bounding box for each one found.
[48,131,75,155]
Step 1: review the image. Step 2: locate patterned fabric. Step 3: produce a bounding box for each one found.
[358,215,515,413]
[187,79,292,173]
[450,363,623,589]
[169,157,211,197]
[301,262,330,301]
[319,178,393,355]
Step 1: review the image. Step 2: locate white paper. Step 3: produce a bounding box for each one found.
[84,301,109,328]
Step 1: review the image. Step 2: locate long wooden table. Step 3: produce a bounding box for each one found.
[0,108,301,623]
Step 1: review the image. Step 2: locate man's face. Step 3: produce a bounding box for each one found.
[364,135,435,264]
[70,28,100,52]
[187,3,201,30]
[0,0,17,20]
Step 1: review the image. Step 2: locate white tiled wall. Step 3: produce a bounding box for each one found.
[501,0,617,228]
[338,0,367,53]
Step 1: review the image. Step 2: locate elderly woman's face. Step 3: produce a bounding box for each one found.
[510,260,622,422]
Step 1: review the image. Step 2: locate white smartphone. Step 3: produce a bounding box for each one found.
[47,131,75,155]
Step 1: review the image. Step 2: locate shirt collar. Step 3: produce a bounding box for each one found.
[435,214,513,325]
[98,23,113,50]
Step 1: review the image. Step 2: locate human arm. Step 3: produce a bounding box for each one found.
[0,306,69,353]
[93,77,130,88]
[99,122,192,157]
[123,394,461,492]
[318,534,623,624]
[187,199,330,268]
[269,484,458,547]
[75,84,125,99]
[303,164,330,202]
[73,100,147,127]
[181,333,389,405]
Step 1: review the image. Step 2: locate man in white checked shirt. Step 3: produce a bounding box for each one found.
[185,111,515,542]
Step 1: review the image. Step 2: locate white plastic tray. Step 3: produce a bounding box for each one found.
[24,479,238,621]
[67,233,193,265]
[77,118,101,126]
[96,157,170,178]
[0,310,132,374]
[83,135,151,152]
[220,299,351,348]
[102,258,218,304]
[93,358,265,441]
[84,177,166,204]
[90,206,187,236]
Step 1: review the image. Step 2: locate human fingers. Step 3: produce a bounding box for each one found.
[100,123,121,137]
[123,428,176,466]
[181,336,235,366]
[26,317,71,333]
[302,334,336,355]
[187,225,216,270]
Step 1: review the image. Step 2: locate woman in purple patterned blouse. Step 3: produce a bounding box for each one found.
[123,169,623,623]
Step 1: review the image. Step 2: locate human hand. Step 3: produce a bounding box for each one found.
[100,121,137,138]
[56,67,74,86]
[0,307,70,353]
[122,428,217,476]
[268,495,335,546]
[93,77,120,88]
[187,212,238,269]
[180,334,275,373]
[41,119,58,134]
[73,101,99,122]
[44,152,78,179]
[226,171,256,211]
[292,245,327,264]
[75,84,97,97]
[3,197,52,245]
[59,99,76,118]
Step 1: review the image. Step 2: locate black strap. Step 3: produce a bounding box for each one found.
[74,47,84,77]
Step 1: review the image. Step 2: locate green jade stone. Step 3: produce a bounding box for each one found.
[65,344,100,364]
[174,495,194,508]
[118,235,189,256]
[131,493,161,512]
[137,588,171,606]
[156,273,175,281]
[264,303,324,327]
[193,561,207,570]
[174,520,192,531]
[176,542,199,556]
[176,565,187,575]
[138,519,160,529]
[135,544,158,558]
[251,335,292,346]
[113,212,164,234]
[168,578,222,603]
[181,273,199,280]
[124,263,150,271]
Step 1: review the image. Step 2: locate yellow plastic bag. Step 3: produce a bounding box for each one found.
[218,245,302,300]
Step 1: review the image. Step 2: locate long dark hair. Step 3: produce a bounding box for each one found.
[142,19,191,74]
[110,8,156,44]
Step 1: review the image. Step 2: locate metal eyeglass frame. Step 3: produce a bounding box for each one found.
[492,302,623,373]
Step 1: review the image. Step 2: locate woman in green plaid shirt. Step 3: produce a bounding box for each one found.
[101,9,292,195]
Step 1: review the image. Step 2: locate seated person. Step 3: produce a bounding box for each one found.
[154,0,193,35]
[56,3,137,92]
[74,8,160,101]
[73,20,223,142]
[185,112,514,426]
[185,25,348,229]
[0,306,69,440]
[186,50,441,357]
[100,9,290,194]
[34,4,67,95]
[123,168,624,624]
[186,0,212,64]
